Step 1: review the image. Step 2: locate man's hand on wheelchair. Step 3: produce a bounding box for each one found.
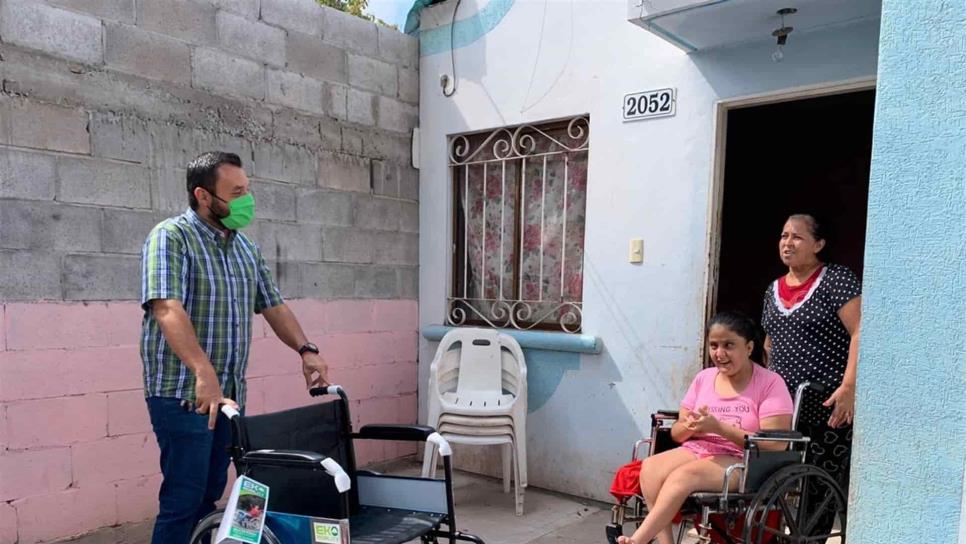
[685,406,720,436]
[301,351,329,390]
[823,383,855,428]
[194,366,239,430]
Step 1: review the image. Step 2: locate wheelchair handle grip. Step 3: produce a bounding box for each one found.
[220,404,240,419]
[792,381,828,429]
[805,382,827,394]
[309,385,344,397]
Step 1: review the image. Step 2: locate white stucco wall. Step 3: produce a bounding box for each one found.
[417,0,880,501]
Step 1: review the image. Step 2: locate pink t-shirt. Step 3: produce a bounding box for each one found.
[680,365,793,458]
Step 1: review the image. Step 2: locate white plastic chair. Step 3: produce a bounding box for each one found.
[421,328,528,515]
[434,414,517,489]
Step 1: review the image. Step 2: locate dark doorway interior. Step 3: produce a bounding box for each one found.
[715,89,875,322]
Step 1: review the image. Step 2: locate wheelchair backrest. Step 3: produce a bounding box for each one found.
[235,399,359,518]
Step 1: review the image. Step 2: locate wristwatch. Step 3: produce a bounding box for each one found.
[298,342,319,356]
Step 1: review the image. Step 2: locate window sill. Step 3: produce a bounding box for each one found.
[421,325,601,354]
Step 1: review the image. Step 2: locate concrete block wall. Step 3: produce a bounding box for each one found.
[0,0,419,541]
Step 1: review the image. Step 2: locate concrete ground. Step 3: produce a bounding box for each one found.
[396,462,614,544]
[59,460,838,544]
[60,460,617,544]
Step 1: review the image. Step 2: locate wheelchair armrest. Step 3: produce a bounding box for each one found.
[632,438,652,461]
[242,449,327,467]
[752,430,805,440]
[355,425,454,457]
[656,409,679,417]
[355,424,437,441]
[242,450,351,493]
[747,431,810,452]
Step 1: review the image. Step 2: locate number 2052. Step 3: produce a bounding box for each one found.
[622,88,676,121]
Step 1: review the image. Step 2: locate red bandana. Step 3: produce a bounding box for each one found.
[778,266,824,309]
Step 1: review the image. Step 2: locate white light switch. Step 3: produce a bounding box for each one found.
[629,238,644,263]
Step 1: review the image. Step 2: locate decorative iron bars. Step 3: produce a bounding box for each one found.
[448,116,589,333]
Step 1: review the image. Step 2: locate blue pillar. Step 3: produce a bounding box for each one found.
[850,1,966,542]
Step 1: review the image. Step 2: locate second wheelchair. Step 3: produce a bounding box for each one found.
[606,382,847,544]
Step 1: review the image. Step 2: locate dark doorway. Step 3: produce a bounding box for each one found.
[715,89,875,322]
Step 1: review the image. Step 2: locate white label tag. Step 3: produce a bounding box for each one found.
[312,519,350,544]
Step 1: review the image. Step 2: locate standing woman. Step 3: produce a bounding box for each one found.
[761,213,861,531]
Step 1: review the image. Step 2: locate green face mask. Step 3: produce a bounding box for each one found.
[210,192,255,230]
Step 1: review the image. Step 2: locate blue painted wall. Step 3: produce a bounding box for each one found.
[417,0,514,56]
[849,1,966,542]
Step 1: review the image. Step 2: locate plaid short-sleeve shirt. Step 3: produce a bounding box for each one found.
[140,209,283,406]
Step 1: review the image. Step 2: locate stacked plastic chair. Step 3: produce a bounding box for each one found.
[421,328,528,515]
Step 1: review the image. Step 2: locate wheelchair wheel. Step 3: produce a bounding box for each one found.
[744,464,846,544]
[189,509,282,544]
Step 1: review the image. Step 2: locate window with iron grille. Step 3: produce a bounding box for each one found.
[448,115,589,333]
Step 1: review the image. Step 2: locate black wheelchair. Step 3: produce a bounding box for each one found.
[605,382,847,544]
[189,386,485,544]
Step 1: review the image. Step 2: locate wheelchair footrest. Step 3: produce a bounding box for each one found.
[605,523,623,544]
[349,505,445,544]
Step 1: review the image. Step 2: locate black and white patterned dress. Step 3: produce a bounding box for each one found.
[761,263,861,426]
[761,263,861,529]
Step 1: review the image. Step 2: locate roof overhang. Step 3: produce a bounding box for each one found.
[627,0,881,53]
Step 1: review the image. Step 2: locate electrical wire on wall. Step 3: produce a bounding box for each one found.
[441,0,463,97]
[438,0,574,114]
[520,0,574,113]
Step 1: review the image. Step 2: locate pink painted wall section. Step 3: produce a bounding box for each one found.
[0,299,419,543]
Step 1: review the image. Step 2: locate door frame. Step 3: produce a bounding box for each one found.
[701,77,877,361]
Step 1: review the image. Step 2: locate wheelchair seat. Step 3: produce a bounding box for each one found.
[349,506,443,543]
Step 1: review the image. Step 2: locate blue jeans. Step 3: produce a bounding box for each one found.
[146,397,235,544]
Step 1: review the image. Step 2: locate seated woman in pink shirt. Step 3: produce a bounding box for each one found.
[618,312,794,544]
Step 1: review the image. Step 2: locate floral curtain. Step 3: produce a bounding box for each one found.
[453,119,588,330]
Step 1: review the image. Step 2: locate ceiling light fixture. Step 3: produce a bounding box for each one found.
[771,8,796,62]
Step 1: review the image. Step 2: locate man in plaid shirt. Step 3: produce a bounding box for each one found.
[140,151,329,543]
